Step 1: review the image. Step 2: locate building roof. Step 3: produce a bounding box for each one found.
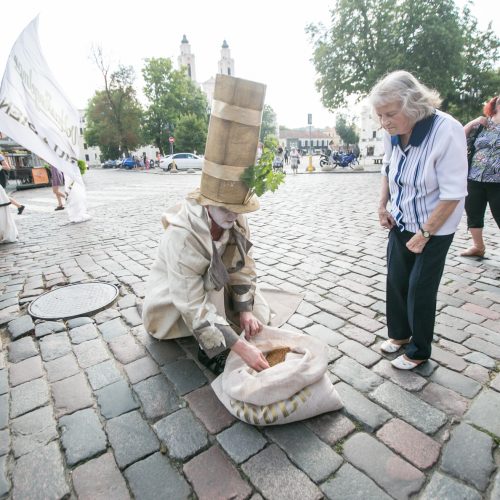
[181,35,189,44]
[222,40,229,48]
[279,128,333,139]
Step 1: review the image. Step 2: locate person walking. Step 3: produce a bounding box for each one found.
[371,71,467,370]
[50,165,66,211]
[290,147,300,174]
[0,152,25,214]
[460,95,500,257]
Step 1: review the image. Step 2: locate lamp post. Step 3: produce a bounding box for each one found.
[307,113,315,172]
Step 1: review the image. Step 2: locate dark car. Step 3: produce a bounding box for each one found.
[102,159,120,169]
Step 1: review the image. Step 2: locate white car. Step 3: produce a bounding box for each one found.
[160,153,203,171]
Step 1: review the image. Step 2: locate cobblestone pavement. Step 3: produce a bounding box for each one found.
[1,168,499,499]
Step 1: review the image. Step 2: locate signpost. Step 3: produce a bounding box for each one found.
[169,137,176,171]
[307,114,315,172]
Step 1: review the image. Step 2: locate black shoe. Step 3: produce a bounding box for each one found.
[17,205,25,215]
[197,347,229,375]
[54,206,65,211]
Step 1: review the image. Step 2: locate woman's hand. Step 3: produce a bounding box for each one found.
[231,339,270,371]
[378,208,396,230]
[240,311,263,339]
[406,232,429,254]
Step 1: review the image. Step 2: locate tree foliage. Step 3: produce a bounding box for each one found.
[307,0,500,123]
[141,57,209,154]
[174,114,208,154]
[335,115,359,146]
[260,104,277,141]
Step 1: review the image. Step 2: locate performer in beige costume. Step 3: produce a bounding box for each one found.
[143,75,274,374]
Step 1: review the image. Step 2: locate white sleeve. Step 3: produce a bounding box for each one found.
[435,121,468,200]
[381,132,392,176]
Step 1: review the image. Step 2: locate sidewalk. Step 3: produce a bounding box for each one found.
[0,169,499,499]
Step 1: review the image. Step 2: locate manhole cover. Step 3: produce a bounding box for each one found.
[28,282,119,320]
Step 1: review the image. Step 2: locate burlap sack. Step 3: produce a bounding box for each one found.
[211,326,343,425]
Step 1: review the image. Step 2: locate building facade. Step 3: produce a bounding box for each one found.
[358,102,384,157]
[279,127,339,154]
[78,110,101,167]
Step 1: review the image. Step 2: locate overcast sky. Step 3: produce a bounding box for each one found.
[1,0,498,129]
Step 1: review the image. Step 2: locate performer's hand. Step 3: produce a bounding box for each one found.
[240,311,263,339]
[231,339,269,371]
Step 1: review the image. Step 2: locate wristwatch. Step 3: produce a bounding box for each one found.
[420,228,431,239]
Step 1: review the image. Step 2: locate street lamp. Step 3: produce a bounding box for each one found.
[307,113,315,172]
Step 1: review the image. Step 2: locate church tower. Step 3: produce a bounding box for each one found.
[217,40,235,76]
[178,34,196,81]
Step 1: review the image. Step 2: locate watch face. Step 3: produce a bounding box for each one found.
[422,229,430,238]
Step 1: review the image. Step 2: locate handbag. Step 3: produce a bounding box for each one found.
[467,124,484,169]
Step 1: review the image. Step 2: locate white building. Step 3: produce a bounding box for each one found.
[358,102,384,157]
[78,110,102,167]
[178,35,197,82]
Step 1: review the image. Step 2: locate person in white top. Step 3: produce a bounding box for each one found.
[369,71,467,370]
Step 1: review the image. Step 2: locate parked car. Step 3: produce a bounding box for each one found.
[121,157,136,169]
[102,159,121,169]
[160,153,203,171]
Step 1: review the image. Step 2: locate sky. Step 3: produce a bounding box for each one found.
[0,0,498,129]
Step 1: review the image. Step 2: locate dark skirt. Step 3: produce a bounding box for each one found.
[51,166,65,187]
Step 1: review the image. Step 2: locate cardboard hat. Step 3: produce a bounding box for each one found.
[190,74,266,213]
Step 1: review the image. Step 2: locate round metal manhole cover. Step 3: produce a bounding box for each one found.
[28,282,119,320]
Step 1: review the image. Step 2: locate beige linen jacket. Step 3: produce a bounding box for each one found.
[142,197,263,358]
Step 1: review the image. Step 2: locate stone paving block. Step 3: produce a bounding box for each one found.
[12,441,70,500]
[85,360,122,390]
[321,463,392,500]
[74,338,110,368]
[464,363,490,384]
[133,374,181,420]
[316,299,355,320]
[464,336,500,359]
[0,429,9,456]
[95,379,140,419]
[420,471,482,500]
[9,356,43,387]
[120,306,142,327]
[430,345,467,372]
[10,378,50,419]
[338,340,381,367]
[372,359,428,391]
[304,324,345,346]
[0,455,8,497]
[296,300,320,317]
[266,422,343,482]
[34,320,65,338]
[184,445,253,500]
[310,311,345,331]
[72,452,131,500]
[8,337,38,363]
[0,370,7,395]
[335,382,391,432]
[143,337,185,365]
[420,382,469,417]
[106,411,159,469]
[440,423,495,491]
[491,373,500,392]
[108,334,146,364]
[430,366,482,398]
[413,358,439,377]
[349,314,385,333]
[118,294,138,309]
[69,323,99,344]
[66,316,94,329]
[98,317,128,341]
[94,308,121,324]
[124,452,190,500]
[464,324,500,345]
[11,406,58,458]
[376,419,441,469]
[438,338,471,356]
[59,408,107,465]
[463,351,496,369]
[491,471,500,500]
[7,315,35,340]
[162,359,207,395]
[339,324,376,346]
[288,313,314,329]
[39,332,72,361]
[216,422,267,463]
[343,432,425,500]
[123,355,159,384]
[370,381,446,434]
[52,372,94,418]
[331,356,383,392]
[44,353,80,382]
[242,444,322,500]
[154,408,208,460]
[465,389,500,438]
[306,412,355,445]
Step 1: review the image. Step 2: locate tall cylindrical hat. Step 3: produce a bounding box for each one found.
[190,74,266,213]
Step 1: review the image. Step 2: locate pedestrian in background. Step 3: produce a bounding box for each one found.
[0,152,25,214]
[290,147,300,174]
[371,70,467,370]
[50,165,65,211]
[461,95,500,258]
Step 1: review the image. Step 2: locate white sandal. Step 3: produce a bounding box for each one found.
[380,339,409,354]
[391,355,424,370]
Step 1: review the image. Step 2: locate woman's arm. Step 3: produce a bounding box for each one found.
[464,116,488,137]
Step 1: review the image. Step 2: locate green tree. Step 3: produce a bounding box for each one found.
[260,104,277,141]
[336,115,359,146]
[307,0,499,123]
[142,57,209,154]
[174,114,208,153]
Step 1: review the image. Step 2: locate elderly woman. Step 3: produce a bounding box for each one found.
[370,71,467,370]
[461,96,500,257]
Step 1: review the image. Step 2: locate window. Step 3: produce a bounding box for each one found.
[372,131,377,139]
[80,128,83,135]
[83,143,88,149]
[85,154,89,161]
[228,68,231,75]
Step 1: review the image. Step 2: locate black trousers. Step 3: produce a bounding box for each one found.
[465,180,500,229]
[386,228,454,360]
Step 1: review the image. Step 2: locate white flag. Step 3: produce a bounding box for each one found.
[0,16,82,183]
